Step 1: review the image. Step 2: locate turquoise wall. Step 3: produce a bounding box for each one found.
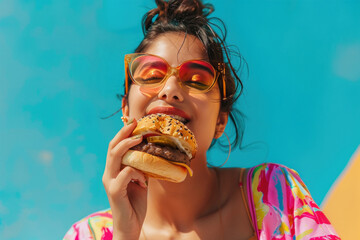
[1,0,359,239]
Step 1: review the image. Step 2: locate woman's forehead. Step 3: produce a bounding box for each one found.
[143,32,208,66]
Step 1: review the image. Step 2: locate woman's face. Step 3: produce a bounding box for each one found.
[124,32,225,157]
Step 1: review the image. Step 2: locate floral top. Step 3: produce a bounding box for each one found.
[63,163,340,239]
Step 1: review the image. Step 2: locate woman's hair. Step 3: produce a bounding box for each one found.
[126,0,247,150]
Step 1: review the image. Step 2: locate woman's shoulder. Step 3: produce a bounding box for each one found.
[246,162,306,189]
[247,162,299,174]
[222,163,302,186]
[244,163,340,239]
[63,209,113,240]
[245,162,312,207]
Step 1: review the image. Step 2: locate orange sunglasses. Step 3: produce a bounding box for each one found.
[124,53,226,98]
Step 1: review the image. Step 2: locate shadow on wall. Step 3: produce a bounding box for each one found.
[322,145,360,240]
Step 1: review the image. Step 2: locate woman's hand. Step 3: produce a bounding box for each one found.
[102,119,148,240]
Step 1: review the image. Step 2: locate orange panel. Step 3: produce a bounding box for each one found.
[322,146,360,240]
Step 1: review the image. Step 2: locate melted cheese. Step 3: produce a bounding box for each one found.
[171,162,193,177]
[168,136,192,159]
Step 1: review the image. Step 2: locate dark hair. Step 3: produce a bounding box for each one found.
[126,0,246,150]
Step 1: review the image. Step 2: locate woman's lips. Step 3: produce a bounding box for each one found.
[147,106,191,122]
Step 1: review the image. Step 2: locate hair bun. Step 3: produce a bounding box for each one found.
[144,0,213,33]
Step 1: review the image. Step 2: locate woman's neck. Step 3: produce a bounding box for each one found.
[144,156,219,229]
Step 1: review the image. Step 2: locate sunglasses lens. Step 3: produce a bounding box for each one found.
[179,60,215,91]
[130,55,167,85]
[128,55,216,92]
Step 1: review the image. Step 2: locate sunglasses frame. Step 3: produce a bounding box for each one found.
[124,53,226,99]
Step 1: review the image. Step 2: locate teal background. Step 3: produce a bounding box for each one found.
[1,0,359,239]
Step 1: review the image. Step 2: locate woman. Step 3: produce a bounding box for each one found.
[64,0,340,239]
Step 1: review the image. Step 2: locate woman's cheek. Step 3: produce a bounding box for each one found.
[193,113,218,153]
[128,86,154,118]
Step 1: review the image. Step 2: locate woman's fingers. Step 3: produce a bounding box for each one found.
[110,166,148,198]
[104,118,141,178]
[105,135,143,178]
[108,118,136,150]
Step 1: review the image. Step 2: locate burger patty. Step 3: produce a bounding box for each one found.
[130,142,191,166]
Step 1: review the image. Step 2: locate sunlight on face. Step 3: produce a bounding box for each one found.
[127,32,222,160]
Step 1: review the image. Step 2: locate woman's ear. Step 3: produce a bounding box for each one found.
[214,112,228,139]
[122,97,129,118]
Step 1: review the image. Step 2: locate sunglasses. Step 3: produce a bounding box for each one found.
[124,53,226,98]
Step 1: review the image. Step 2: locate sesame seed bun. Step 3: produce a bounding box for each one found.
[132,114,197,159]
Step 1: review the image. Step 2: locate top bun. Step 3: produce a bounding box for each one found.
[132,114,197,159]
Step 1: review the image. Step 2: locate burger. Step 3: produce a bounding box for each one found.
[122,113,197,183]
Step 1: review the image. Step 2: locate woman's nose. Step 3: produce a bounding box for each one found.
[157,76,184,102]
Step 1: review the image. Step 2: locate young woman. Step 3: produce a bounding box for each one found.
[64,0,340,239]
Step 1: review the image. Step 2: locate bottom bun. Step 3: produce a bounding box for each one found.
[122,150,188,183]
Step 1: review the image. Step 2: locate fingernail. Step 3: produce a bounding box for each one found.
[126,118,134,125]
[131,134,142,140]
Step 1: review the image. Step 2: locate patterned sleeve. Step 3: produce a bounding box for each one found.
[63,209,113,240]
[248,163,340,240]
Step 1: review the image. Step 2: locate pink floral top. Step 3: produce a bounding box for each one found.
[63,163,340,239]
